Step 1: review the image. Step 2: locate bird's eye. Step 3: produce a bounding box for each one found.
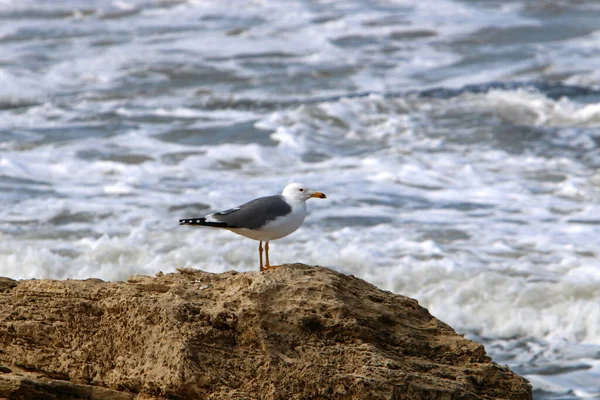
[299,188,304,192]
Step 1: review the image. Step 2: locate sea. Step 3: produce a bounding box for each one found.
[1,0,600,398]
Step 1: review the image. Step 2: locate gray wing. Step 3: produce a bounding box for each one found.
[209,195,292,230]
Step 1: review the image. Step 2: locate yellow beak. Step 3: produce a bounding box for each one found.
[311,191,327,199]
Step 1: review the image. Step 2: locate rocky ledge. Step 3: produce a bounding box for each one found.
[0,265,531,400]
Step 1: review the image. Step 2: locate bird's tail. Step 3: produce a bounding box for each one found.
[179,218,228,227]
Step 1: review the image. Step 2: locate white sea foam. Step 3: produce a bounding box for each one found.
[471,89,600,127]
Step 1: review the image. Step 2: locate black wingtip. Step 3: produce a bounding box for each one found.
[179,218,203,225]
[179,217,234,228]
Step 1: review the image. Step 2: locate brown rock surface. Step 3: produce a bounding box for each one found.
[0,264,531,400]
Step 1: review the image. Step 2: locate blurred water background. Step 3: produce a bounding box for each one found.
[2,1,600,397]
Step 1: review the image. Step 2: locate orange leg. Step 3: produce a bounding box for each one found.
[258,241,264,271]
[264,241,270,269]
[263,241,281,271]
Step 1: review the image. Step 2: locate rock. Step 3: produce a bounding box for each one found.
[0,277,18,293]
[0,373,133,400]
[0,265,531,399]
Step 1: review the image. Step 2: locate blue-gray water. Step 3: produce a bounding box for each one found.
[2,1,600,398]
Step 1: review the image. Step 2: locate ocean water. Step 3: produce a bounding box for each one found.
[1,0,600,397]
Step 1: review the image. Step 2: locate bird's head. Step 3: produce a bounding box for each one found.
[282,183,327,202]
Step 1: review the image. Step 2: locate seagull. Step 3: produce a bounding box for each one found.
[179,183,327,271]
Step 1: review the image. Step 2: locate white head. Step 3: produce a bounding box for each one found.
[282,183,327,202]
